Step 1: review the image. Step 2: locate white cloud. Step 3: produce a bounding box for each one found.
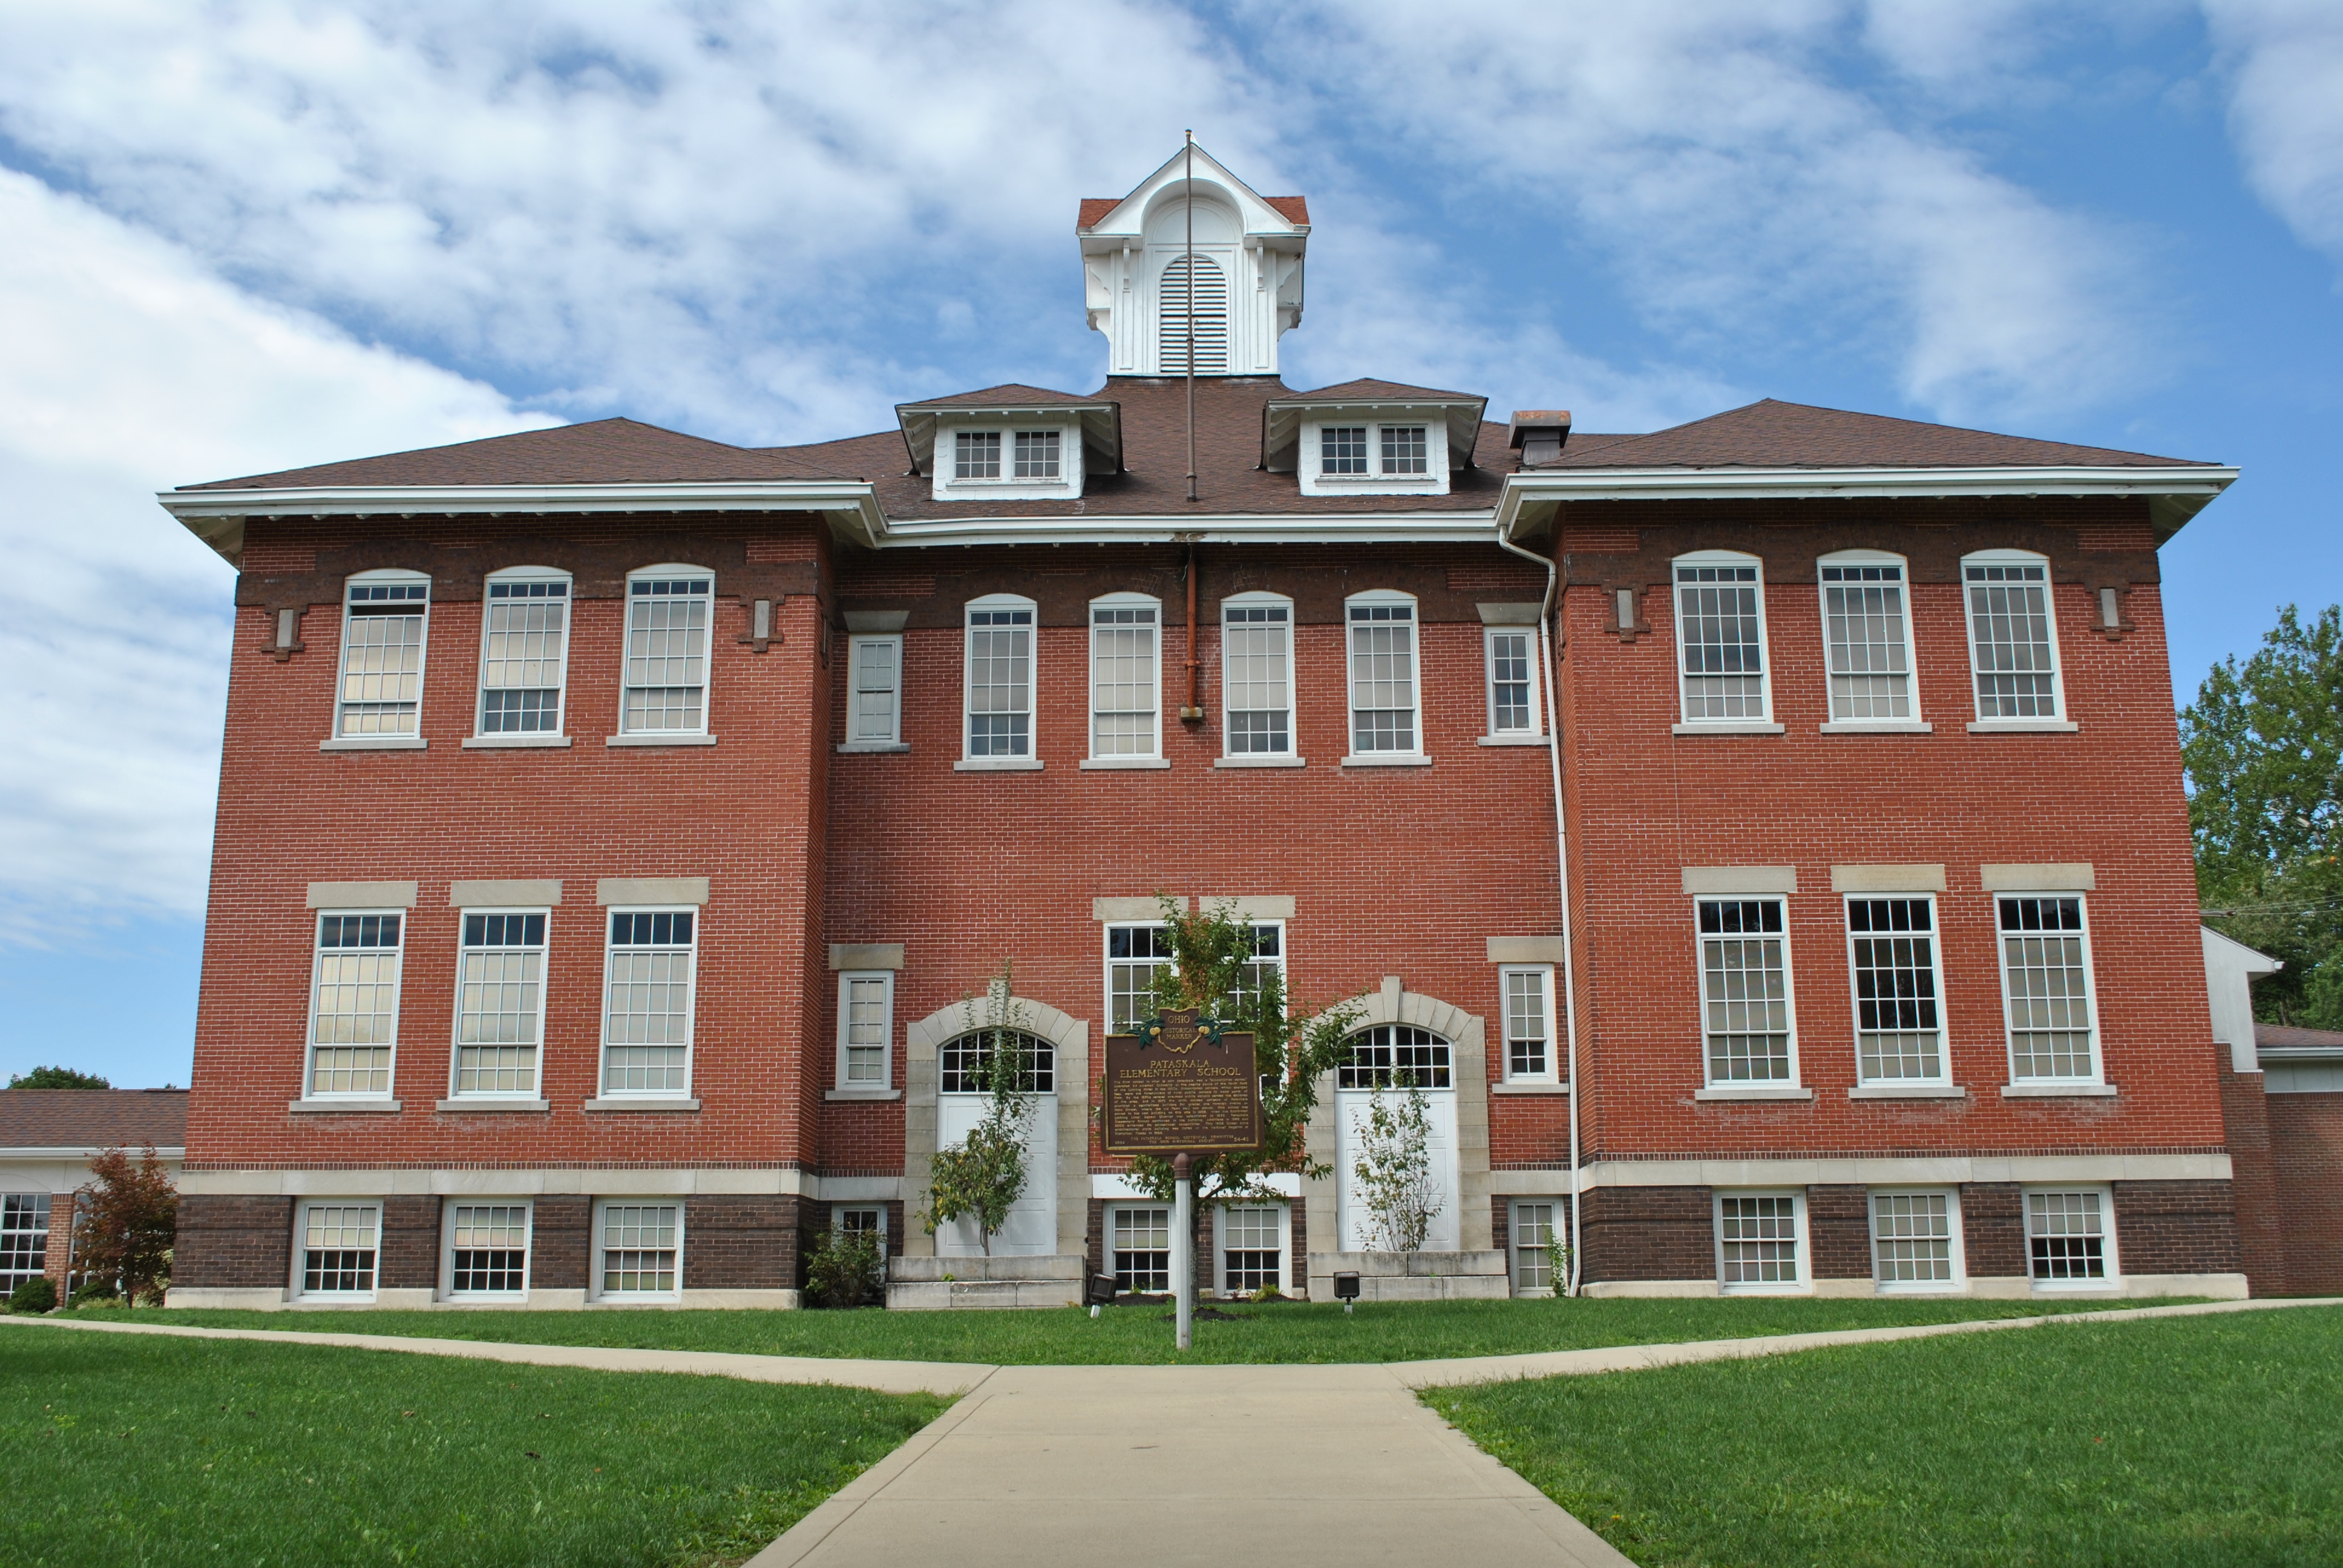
[0,168,548,941]
[2204,0,2343,277]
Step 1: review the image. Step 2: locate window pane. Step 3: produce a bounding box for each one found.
[1872,1192,1954,1282]
[1337,1025,1451,1089]
[1380,426,1428,475]
[1967,562,2059,717]
[623,578,710,733]
[1489,630,1533,733]
[480,580,567,733]
[852,638,899,742]
[844,975,888,1083]
[1091,606,1159,756]
[603,913,695,1093]
[601,1203,679,1294]
[1821,565,1911,720]
[1224,604,1291,754]
[1222,1204,1280,1295]
[1504,970,1549,1079]
[955,430,1001,479]
[338,581,428,736]
[450,1204,529,1294]
[311,914,400,1095]
[1513,1201,1555,1291]
[1013,430,1060,479]
[1348,603,1417,753]
[1113,1206,1172,1292]
[0,1194,52,1290]
[1321,426,1368,475]
[1676,565,1765,720]
[1719,1195,1798,1284]
[1848,898,1941,1081]
[301,1204,378,1294]
[1999,897,2093,1079]
[966,609,1032,757]
[456,911,544,1094]
[938,1031,1054,1094]
[1698,900,1789,1082]
[2027,1191,2106,1281]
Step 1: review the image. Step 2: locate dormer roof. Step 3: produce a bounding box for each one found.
[1262,381,1489,472]
[892,385,1124,479]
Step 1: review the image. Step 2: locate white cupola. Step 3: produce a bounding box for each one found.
[1078,143,1309,378]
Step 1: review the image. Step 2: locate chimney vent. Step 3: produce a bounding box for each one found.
[1509,410,1571,468]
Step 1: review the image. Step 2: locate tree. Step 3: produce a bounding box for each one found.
[1351,1074,1438,1252]
[73,1146,177,1307]
[925,964,1035,1256]
[8,1067,110,1089]
[2181,604,2343,1027]
[1119,897,1365,1244]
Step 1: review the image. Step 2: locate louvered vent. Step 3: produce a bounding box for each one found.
[1158,254,1231,374]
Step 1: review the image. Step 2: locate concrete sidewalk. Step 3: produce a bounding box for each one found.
[749,1362,1633,1567]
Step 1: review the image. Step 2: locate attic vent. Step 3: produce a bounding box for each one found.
[1158,254,1230,374]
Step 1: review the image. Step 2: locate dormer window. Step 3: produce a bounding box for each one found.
[1015,431,1061,479]
[932,419,1085,501]
[955,432,1000,480]
[1322,427,1368,475]
[1300,419,1447,495]
[1381,426,1428,475]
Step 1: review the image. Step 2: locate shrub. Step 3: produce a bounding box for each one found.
[73,1145,176,1309]
[68,1279,119,1308]
[7,1276,56,1314]
[804,1228,885,1308]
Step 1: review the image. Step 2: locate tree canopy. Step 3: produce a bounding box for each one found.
[7,1067,111,1089]
[2181,603,2343,1027]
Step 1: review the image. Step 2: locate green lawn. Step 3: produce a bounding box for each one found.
[4,1325,945,1567]
[133,1293,2189,1365]
[1427,1305,2343,1567]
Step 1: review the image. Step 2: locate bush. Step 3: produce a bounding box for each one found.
[7,1276,56,1314]
[804,1228,885,1308]
[68,1280,119,1308]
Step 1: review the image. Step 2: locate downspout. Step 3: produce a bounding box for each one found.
[1495,517,1584,1297]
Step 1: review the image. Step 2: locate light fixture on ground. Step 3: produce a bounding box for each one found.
[1086,1273,1118,1319]
[1334,1270,1362,1315]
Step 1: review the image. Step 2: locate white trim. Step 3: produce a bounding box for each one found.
[1220,590,1297,761]
[333,568,431,742]
[934,418,1086,503]
[1961,549,2066,725]
[303,908,405,1103]
[1497,965,1560,1085]
[1843,891,1954,1089]
[474,565,572,742]
[963,593,1037,763]
[1297,417,1449,498]
[592,1197,686,1303]
[1342,589,1424,760]
[618,564,715,740]
[598,906,700,1101]
[1994,890,2105,1088]
[1671,549,1774,728]
[1815,549,1923,728]
[1867,1187,1967,1294]
[1713,1188,1810,1295]
[836,970,896,1093]
[1483,624,1544,740]
[441,1197,533,1302]
[845,633,905,748]
[446,905,552,1103]
[1086,592,1164,763]
[290,1198,384,1304]
[1691,892,1801,1091]
[2022,1183,2121,1290]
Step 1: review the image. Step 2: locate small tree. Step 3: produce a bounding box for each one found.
[1351,1074,1439,1252]
[926,964,1035,1257]
[8,1067,110,1089]
[803,1227,885,1308]
[74,1145,176,1307]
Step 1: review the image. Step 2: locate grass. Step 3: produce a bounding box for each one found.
[3,1325,946,1567]
[128,1293,2196,1365]
[1426,1304,2343,1567]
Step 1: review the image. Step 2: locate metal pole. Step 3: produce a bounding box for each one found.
[1173,1151,1193,1350]
[1184,129,1198,504]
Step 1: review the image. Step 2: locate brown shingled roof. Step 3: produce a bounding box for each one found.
[1544,399,2210,471]
[0,1089,188,1151]
[1274,378,1480,403]
[182,417,803,491]
[2257,1023,2343,1050]
[896,384,1112,410]
[1077,195,1308,229]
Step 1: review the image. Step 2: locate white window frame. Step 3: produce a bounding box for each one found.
[1343,590,1424,763]
[617,564,716,739]
[1995,892,2103,1086]
[1843,894,1953,1088]
[932,419,1084,502]
[835,970,895,1092]
[1212,1200,1291,1299]
[1713,1189,1810,1295]
[962,593,1038,765]
[442,1198,533,1302]
[304,909,405,1102]
[592,1198,685,1303]
[1671,550,1775,729]
[1297,417,1450,497]
[332,568,431,740]
[474,566,572,741]
[599,906,698,1099]
[1483,626,1542,739]
[2023,1184,2120,1290]
[831,1203,887,1244]
[1869,1188,1966,1294]
[1220,591,1297,762]
[1107,1201,1176,1294]
[1498,964,1560,1085]
[448,906,551,1101]
[1692,895,1801,1090]
[1961,549,2068,727]
[843,633,905,750]
[1085,592,1164,765]
[1815,550,1923,731]
[1104,919,1285,1033]
[290,1199,382,1303]
[1510,1199,1561,1296]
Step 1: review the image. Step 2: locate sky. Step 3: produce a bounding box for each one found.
[1,0,2338,1089]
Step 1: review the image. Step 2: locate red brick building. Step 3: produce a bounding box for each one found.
[161,146,2267,1310]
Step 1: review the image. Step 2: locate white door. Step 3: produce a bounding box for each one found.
[1335,1025,1460,1252]
[933,1031,1059,1258]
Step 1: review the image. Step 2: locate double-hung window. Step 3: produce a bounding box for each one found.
[335,572,430,738]
[1107,920,1283,1031]
[2026,1188,2115,1285]
[1110,1204,1173,1293]
[1222,594,1294,759]
[1500,966,1559,1083]
[1674,554,1771,725]
[307,912,402,1099]
[1715,1192,1806,1292]
[295,1201,379,1300]
[1089,595,1161,761]
[477,570,569,736]
[1484,627,1540,738]
[1846,897,1948,1085]
[446,1202,531,1299]
[601,909,696,1096]
[0,1195,50,1291]
[1872,1191,1962,1290]
[1818,553,1918,724]
[596,1200,681,1299]
[1696,898,1795,1085]
[1998,895,2100,1083]
[1217,1203,1286,1297]
[1510,1200,1558,1295]
[845,635,903,748]
[453,910,546,1098]
[620,568,713,736]
[1345,593,1420,759]
[836,970,894,1091]
[963,595,1035,762]
[1964,551,2065,722]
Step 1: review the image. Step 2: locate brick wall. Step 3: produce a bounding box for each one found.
[2218,1067,2287,1295]
[380,1195,441,1290]
[1583,1185,1713,1282]
[1807,1184,1873,1278]
[44,1194,74,1285]
[175,1194,293,1290]
[532,1195,590,1291]
[2268,1093,2343,1294]
[1961,1183,2025,1278]
[681,1195,801,1292]
[2111,1180,2243,1276]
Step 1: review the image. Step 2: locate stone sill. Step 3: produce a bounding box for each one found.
[319,736,425,751]
[462,734,572,749]
[825,1088,904,1102]
[1847,1084,1967,1099]
[581,1097,702,1112]
[435,1097,550,1112]
[1079,757,1170,769]
[2001,1083,2118,1098]
[1214,755,1305,768]
[954,757,1044,772]
[288,1098,401,1114]
[1672,722,1786,736]
[1340,754,1432,768]
[1476,734,1548,746]
[836,741,911,754]
[1818,721,1933,735]
[1967,719,2080,734]
[1491,1081,1571,1095]
[606,733,716,747]
[1693,1086,1815,1102]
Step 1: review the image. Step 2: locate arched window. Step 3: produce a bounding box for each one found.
[1337,1025,1452,1089]
[938,1030,1056,1094]
[1159,254,1230,374]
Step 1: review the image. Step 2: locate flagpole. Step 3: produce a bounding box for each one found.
[1184,129,1197,504]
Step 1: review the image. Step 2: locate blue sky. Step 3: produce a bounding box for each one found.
[1,1,2338,1089]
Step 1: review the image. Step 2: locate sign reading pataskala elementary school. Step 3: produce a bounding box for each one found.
[1101,1008,1264,1155]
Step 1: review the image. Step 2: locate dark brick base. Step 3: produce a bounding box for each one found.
[174,1195,293,1290]
[380,1195,440,1290]
[682,1195,802,1292]
[2269,1091,2343,1294]
[2112,1180,2243,1276]
[532,1195,590,1291]
[1808,1184,1873,1279]
[1582,1185,1712,1283]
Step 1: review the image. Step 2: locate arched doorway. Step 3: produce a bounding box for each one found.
[1334,1024,1461,1252]
[932,1028,1058,1257]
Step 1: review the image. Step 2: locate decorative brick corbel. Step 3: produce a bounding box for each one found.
[737,596,782,654]
[1605,581,1653,643]
[2084,580,2136,642]
[264,605,306,662]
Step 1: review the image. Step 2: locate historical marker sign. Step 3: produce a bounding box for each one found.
[1101,1007,1263,1155]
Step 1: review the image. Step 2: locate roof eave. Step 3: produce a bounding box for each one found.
[893,401,1125,478]
[1259,396,1490,473]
